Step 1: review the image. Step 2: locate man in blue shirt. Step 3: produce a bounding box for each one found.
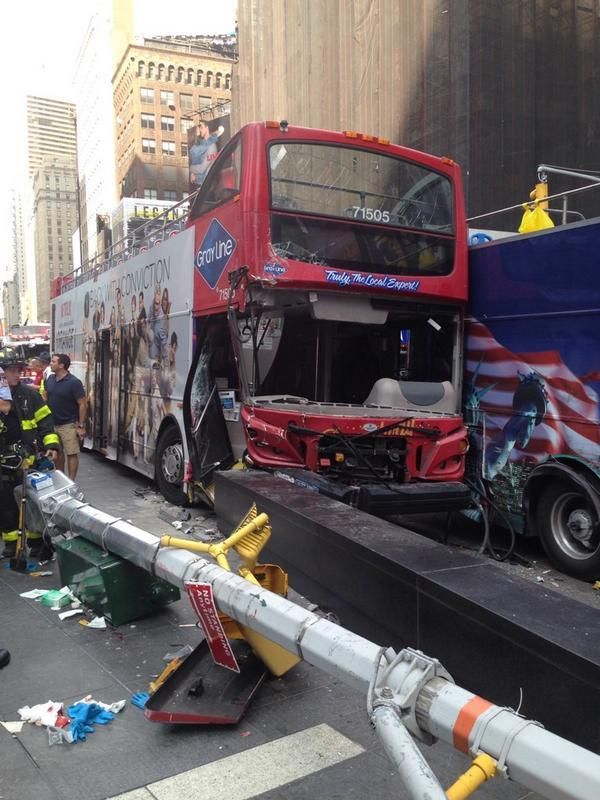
[189,122,225,188]
[44,353,87,480]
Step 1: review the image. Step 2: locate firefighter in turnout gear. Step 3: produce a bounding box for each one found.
[0,349,59,559]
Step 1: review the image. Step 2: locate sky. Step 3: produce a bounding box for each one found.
[0,0,237,277]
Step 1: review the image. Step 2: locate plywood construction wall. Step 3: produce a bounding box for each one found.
[233,0,600,223]
[232,0,454,145]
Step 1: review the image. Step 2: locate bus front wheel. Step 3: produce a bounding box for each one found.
[155,425,188,506]
[536,480,600,580]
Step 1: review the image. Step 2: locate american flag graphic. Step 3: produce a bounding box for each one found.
[465,320,600,465]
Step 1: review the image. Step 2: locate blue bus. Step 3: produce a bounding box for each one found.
[466,218,600,579]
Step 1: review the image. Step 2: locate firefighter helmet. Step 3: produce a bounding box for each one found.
[0,347,24,368]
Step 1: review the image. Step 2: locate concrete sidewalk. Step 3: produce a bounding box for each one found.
[0,453,539,800]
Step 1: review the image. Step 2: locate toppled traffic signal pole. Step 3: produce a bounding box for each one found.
[35,483,600,800]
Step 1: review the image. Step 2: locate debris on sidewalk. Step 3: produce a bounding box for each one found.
[41,587,74,609]
[19,588,48,599]
[131,691,150,710]
[0,721,24,734]
[67,701,116,742]
[18,695,125,745]
[18,700,64,727]
[80,615,107,629]
[159,507,191,525]
[58,608,84,621]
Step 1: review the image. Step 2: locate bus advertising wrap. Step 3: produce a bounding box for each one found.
[53,228,194,473]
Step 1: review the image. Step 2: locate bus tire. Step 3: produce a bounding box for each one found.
[536,480,600,580]
[155,425,188,506]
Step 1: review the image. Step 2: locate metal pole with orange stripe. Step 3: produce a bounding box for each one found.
[35,488,600,800]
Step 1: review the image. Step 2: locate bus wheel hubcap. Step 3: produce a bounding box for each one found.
[162,444,183,484]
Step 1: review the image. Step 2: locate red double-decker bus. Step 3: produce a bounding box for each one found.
[52,121,469,514]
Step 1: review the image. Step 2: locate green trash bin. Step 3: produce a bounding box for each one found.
[56,536,180,626]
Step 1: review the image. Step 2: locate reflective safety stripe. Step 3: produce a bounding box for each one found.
[26,530,42,540]
[34,405,52,422]
[21,419,37,430]
[452,695,493,754]
[43,433,60,446]
[2,530,19,542]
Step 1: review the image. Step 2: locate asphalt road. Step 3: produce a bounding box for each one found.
[0,451,563,800]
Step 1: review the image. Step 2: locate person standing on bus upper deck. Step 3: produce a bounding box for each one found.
[44,354,87,481]
[189,122,225,188]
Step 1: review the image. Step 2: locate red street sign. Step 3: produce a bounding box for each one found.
[186,582,240,672]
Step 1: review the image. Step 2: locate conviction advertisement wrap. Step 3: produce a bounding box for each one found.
[54,228,194,473]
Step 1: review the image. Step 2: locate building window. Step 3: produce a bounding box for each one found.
[187,68,194,84]
[181,142,189,157]
[180,93,193,111]
[142,138,156,154]
[161,141,175,156]
[140,87,154,104]
[177,67,184,83]
[217,99,231,114]
[206,71,213,87]
[181,118,193,134]
[215,73,222,89]
[199,96,211,110]
[160,90,174,106]
[164,190,177,201]
[161,115,175,132]
[225,74,231,90]
[168,65,175,81]
[141,113,155,129]
[144,189,158,199]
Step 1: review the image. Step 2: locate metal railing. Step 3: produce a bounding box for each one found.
[468,163,600,229]
[56,191,199,296]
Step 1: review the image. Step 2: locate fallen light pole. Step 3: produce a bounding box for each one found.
[35,481,600,800]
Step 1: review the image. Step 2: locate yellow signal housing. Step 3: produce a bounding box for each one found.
[160,503,301,677]
[530,182,549,210]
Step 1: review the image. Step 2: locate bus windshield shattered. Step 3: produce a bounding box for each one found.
[268,141,456,277]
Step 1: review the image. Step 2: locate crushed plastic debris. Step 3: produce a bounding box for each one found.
[58,608,84,621]
[19,589,48,599]
[162,644,194,662]
[18,700,64,727]
[47,725,73,745]
[80,616,107,629]
[0,721,24,734]
[41,587,74,608]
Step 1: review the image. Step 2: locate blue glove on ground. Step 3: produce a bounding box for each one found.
[131,692,150,710]
[67,702,115,742]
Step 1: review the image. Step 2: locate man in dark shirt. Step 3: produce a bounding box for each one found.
[44,353,87,480]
